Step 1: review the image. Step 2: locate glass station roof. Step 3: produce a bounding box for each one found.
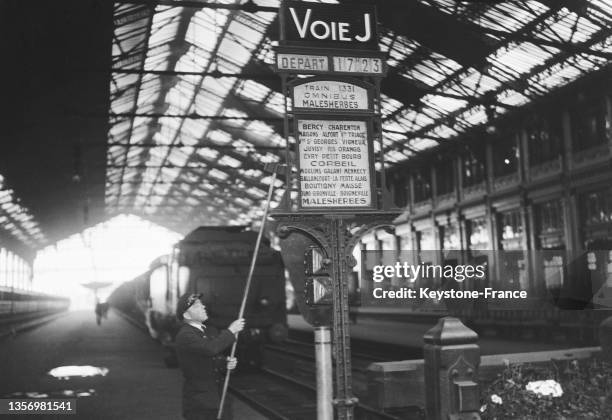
[106,0,611,232]
[0,174,46,248]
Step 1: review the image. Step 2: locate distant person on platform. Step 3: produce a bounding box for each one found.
[95,300,103,326]
[175,293,245,420]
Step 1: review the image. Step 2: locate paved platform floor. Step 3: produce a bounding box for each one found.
[0,310,267,420]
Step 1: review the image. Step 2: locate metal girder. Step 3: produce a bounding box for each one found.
[384,26,612,155]
[138,24,283,217]
[112,4,156,208]
[109,112,283,121]
[380,1,568,154]
[225,92,284,135]
[179,155,271,197]
[134,9,239,212]
[112,0,278,13]
[240,60,283,93]
[380,70,428,107]
[360,0,496,69]
[214,119,283,151]
[107,142,283,152]
[481,29,612,60]
[110,68,280,80]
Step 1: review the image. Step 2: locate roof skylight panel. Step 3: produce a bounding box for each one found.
[148,145,169,161]
[454,69,502,95]
[218,155,242,168]
[396,108,435,130]
[187,10,226,51]
[493,42,557,75]
[236,79,270,102]
[146,44,178,71]
[384,150,410,164]
[176,182,191,193]
[240,169,264,179]
[192,189,208,198]
[150,6,182,39]
[473,2,541,33]
[227,19,264,50]
[198,146,220,161]
[113,33,146,59]
[409,55,460,87]
[137,78,162,104]
[194,94,224,117]
[243,120,277,139]
[530,57,598,91]
[256,39,276,64]
[166,82,197,113]
[108,145,126,159]
[182,119,208,141]
[216,56,243,74]
[109,120,132,138]
[111,93,138,115]
[218,38,252,68]
[126,147,143,162]
[537,12,600,44]
[421,94,468,115]
[430,123,459,139]
[113,71,139,87]
[160,166,181,179]
[497,89,530,107]
[538,65,583,90]
[157,120,182,145]
[231,139,256,155]
[246,187,266,199]
[457,105,487,127]
[380,94,404,118]
[381,34,420,68]
[589,1,612,27]
[208,129,232,145]
[209,168,229,181]
[184,196,200,206]
[410,138,439,151]
[177,45,212,71]
[198,76,234,101]
[167,149,190,168]
[254,152,280,164]
[382,129,406,143]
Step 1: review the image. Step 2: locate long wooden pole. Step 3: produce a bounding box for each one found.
[217,171,277,419]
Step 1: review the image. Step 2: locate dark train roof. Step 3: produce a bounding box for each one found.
[180,225,261,245]
[0,0,610,253]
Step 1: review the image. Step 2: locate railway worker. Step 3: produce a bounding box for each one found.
[175,292,245,420]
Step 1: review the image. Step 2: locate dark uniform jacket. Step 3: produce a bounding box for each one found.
[175,323,235,419]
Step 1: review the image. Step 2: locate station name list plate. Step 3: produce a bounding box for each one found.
[298,119,372,209]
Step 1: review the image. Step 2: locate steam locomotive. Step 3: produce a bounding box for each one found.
[109,226,288,367]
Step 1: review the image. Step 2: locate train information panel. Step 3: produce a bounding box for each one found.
[297,119,373,210]
[293,80,369,111]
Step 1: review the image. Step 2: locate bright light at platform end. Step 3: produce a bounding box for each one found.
[32,215,182,310]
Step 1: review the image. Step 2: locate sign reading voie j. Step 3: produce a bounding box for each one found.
[281,0,378,50]
[293,80,369,111]
[298,119,372,209]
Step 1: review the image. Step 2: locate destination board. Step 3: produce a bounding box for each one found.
[298,119,372,209]
[293,80,369,111]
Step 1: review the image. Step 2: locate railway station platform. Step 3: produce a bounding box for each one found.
[0,310,266,420]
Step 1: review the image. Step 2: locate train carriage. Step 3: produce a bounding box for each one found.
[109,226,287,367]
